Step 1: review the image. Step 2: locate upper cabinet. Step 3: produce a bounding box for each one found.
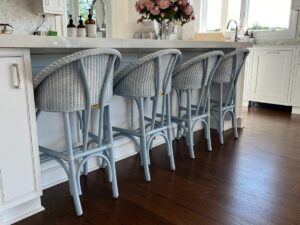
[292,0,300,10]
[34,0,66,15]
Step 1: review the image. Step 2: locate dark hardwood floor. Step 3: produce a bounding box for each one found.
[16,107,300,225]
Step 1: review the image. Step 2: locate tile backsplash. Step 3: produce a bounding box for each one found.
[0,0,56,35]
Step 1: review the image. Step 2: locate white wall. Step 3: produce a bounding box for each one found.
[110,0,140,38]
[0,0,57,35]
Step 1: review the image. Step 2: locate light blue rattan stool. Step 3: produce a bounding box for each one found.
[113,49,182,182]
[211,49,250,144]
[171,51,224,158]
[33,48,121,216]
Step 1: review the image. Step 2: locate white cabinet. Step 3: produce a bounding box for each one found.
[0,49,43,225]
[292,0,300,10]
[34,0,65,15]
[291,49,300,113]
[292,65,300,105]
[249,48,294,105]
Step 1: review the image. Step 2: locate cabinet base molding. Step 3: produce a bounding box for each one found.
[1,198,44,225]
[211,117,245,130]
[292,106,300,114]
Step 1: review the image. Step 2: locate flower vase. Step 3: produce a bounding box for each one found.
[154,20,172,40]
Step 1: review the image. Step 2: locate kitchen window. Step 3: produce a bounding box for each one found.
[198,0,297,39]
[67,0,96,23]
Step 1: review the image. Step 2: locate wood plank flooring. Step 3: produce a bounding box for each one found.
[16,107,300,225]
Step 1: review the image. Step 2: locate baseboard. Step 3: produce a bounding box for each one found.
[1,198,44,225]
[210,119,243,130]
[292,106,300,114]
[243,100,249,107]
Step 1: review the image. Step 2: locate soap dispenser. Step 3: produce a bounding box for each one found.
[67,15,77,37]
[85,9,96,38]
[77,15,86,37]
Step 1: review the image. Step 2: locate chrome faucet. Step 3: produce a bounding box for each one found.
[91,0,107,38]
[227,20,238,42]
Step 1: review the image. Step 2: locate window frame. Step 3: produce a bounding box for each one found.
[198,0,298,40]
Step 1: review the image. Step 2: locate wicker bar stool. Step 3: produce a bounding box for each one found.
[113,49,182,182]
[171,51,224,158]
[211,49,250,144]
[33,48,121,216]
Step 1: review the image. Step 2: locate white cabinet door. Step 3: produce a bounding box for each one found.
[250,50,294,105]
[293,0,300,10]
[292,65,300,106]
[0,52,40,211]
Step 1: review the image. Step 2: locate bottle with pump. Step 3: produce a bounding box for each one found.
[243,29,250,42]
[85,9,96,38]
[77,15,86,37]
[67,15,77,37]
[249,31,255,43]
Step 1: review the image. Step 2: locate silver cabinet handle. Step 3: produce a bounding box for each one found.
[12,63,21,89]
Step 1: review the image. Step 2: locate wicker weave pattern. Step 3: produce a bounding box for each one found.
[33,48,121,112]
[213,49,250,83]
[114,49,182,97]
[172,51,224,90]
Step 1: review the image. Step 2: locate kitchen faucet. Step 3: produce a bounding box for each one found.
[91,0,107,38]
[227,20,238,42]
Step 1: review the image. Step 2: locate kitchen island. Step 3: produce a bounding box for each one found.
[0,35,252,225]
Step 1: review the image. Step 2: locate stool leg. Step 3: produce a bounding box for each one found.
[218,111,224,145]
[206,92,212,151]
[82,109,90,176]
[105,106,119,198]
[218,84,224,145]
[176,90,183,139]
[64,113,83,216]
[187,90,195,159]
[166,94,175,171]
[137,98,151,182]
[206,116,212,151]
[232,108,238,139]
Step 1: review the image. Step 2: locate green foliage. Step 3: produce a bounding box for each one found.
[249,22,287,31]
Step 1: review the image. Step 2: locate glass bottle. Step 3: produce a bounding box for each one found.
[85,9,96,38]
[67,15,77,37]
[77,15,86,37]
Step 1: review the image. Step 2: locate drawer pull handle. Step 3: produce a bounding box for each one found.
[12,63,21,89]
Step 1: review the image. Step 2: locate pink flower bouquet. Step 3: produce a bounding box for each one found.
[135,0,195,25]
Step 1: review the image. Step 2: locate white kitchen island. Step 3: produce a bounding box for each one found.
[0,35,251,225]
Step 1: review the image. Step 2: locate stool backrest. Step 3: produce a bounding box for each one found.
[114,49,182,97]
[172,51,224,115]
[173,51,224,90]
[33,48,121,112]
[213,48,250,106]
